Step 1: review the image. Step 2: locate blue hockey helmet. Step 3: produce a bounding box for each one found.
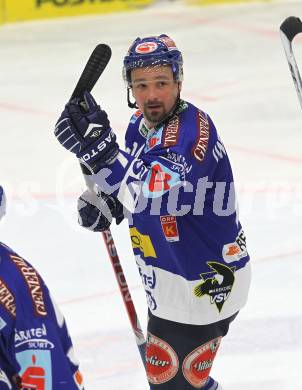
[123,34,183,85]
[0,186,6,221]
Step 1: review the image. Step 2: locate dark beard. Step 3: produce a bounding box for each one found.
[144,106,168,126]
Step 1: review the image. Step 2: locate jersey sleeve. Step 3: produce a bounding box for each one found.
[13,289,84,390]
[0,246,84,390]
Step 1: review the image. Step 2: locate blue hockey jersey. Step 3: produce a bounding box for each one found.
[92,100,251,325]
[0,242,84,389]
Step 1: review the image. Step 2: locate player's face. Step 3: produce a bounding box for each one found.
[131,65,181,128]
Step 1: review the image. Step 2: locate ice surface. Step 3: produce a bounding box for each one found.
[0,0,302,388]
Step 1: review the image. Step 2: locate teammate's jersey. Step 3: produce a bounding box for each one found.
[92,100,251,325]
[0,242,84,390]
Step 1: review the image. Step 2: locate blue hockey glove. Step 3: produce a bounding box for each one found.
[0,186,6,221]
[78,190,124,232]
[54,91,119,173]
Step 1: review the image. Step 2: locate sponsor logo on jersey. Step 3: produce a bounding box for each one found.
[138,267,156,289]
[137,261,157,309]
[193,262,235,312]
[137,265,157,310]
[160,215,179,242]
[146,333,179,385]
[10,255,47,316]
[130,110,142,124]
[0,278,16,317]
[182,337,221,388]
[135,42,158,54]
[192,110,209,162]
[146,290,157,310]
[163,115,180,147]
[222,229,248,263]
[16,350,51,390]
[130,227,157,258]
[15,324,54,350]
[165,152,192,180]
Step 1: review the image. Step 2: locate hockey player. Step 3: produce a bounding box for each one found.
[54,34,251,390]
[0,185,84,389]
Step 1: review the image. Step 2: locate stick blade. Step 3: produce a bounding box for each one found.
[280,16,302,42]
[71,43,112,100]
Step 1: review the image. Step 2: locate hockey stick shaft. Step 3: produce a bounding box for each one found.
[280,16,302,109]
[71,45,147,367]
[101,230,146,365]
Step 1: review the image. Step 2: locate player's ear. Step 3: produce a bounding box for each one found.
[177,81,182,93]
[0,186,7,222]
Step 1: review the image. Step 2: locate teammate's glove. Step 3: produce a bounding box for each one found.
[0,186,6,222]
[78,190,124,232]
[54,91,119,174]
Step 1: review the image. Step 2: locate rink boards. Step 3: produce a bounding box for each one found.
[0,0,154,23]
[0,0,276,24]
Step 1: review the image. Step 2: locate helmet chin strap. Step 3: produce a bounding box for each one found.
[127,87,138,109]
[156,91,181,127]
[155,82,182,126]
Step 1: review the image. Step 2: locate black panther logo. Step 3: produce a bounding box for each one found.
[193,262,236,312]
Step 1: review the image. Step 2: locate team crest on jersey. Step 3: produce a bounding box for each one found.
[143,162,180,198]
[193,262,235,312]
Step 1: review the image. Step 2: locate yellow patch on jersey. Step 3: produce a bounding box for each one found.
[130,227,157,258]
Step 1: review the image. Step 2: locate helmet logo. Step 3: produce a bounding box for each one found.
[159,36,177,50]
[135,42,158,54]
